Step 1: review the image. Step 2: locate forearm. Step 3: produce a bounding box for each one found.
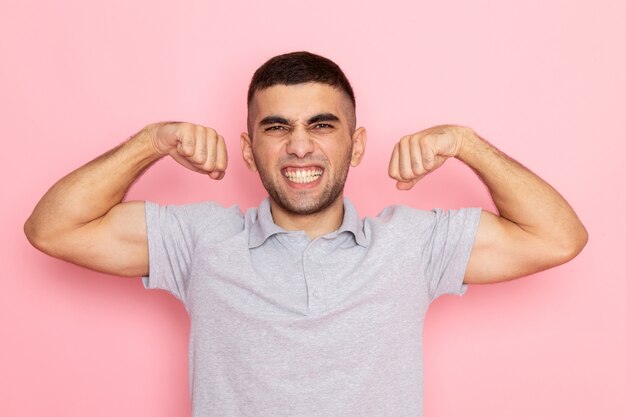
[25,126,162,246]
[456,128,588,257]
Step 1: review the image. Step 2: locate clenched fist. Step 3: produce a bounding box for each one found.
[388,125,469,190]
[148,122,228,180]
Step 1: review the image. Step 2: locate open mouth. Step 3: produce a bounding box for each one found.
[282,167,324,184]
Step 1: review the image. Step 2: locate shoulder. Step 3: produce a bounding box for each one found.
[376,204,435,223]
[367,204,481,236]
[377,204,480,220]
[145,200,245,238]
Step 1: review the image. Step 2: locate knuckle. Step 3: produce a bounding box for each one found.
[206,127,217,138]
[204,156,217,169]
[179,143,192,156]
[215,158,227,171]
[196,146,208,157]
[180,122,194,135]
[399,167,413,181]
[419,134,432,148]
[191,153,206,164]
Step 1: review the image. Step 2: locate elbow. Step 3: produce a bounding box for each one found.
[24,215,57,255]
[568,222,589,259]
[24,216,45,251]
[554,223,589,265]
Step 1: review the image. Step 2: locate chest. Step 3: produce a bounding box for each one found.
[185,231,430,323]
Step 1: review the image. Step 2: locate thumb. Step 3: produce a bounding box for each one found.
[208,171,224,180]
[396,178,419,190]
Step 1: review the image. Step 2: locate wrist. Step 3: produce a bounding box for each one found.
[142,123,168,156]
[128,124,169,163]
[454,126,482,162]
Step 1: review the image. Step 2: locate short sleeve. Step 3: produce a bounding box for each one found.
[142,201,244,302]
[424,208,482,300]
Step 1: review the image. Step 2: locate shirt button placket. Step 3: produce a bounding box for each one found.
[302,244,324,314]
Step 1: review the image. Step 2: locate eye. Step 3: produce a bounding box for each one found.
[312,123,334,130]
[265,125,289,132]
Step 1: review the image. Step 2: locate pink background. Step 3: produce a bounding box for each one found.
[2,0,624,416]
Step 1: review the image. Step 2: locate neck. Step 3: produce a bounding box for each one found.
[269,196,345,240]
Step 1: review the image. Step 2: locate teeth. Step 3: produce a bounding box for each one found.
[284,169,323,184]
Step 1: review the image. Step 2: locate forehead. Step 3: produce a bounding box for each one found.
[250,83,352,123]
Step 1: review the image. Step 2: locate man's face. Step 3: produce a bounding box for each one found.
[241,83,366,216]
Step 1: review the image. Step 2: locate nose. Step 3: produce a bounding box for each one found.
[285,127,314,158]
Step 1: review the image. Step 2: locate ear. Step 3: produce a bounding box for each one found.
[350,127,367,167]
[240,132,258,172]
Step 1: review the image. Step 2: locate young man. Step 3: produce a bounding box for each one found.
[24,51,587,417]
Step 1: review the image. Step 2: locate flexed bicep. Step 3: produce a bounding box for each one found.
[38,201,150,277]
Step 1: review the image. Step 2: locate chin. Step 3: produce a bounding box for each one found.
[271,190,342,216]
[276,199,328,216]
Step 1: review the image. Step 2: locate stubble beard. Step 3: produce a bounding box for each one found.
[257,156,351,216]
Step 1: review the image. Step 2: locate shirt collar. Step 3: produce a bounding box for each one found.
[248,197,369,248]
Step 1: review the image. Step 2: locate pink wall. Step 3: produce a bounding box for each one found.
[2,0,624,416]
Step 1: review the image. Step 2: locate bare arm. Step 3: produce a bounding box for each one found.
[24,122,227,277]
[388,125,588,284]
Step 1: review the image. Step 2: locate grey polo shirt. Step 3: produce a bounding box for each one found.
[144,198,481,417]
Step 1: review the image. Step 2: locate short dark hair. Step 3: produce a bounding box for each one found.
[247,51,355,106]
[247,51,356,134]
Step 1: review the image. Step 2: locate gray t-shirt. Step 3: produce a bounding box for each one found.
[143,198,481,417]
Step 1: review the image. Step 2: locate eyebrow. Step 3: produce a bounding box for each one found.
[259,116,290,126]
[307,113,340,125]
[258,113,340,127]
